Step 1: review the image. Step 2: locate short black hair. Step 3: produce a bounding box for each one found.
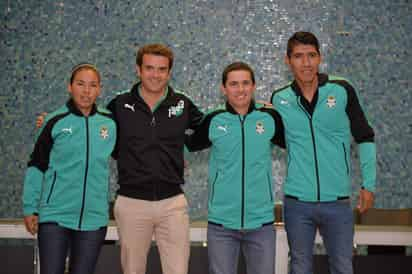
[287,31,320,58]
[222,62,255,86]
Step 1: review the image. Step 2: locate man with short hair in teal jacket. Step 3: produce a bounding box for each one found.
[186,62,284,274]
[271,31,376,274]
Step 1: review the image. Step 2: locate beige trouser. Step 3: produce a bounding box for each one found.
[114,194,190,274]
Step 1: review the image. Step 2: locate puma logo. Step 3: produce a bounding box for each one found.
[62,127,72,134]
[217,125,227,133]
[124,103,135,112]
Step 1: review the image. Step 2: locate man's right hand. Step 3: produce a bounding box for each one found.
[23,215,38,235]
[256,100,273,108]
[36,112,47,128]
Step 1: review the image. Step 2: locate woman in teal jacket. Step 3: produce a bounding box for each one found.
[22,63,117,274]
[186,62,284,274]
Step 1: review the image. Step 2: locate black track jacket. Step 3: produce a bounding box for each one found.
[107,83,203,200]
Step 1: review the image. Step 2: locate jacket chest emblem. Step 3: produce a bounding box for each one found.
[256,121,265,134]
[168,100,184,118]
[280,99,289,105]
[100,126,109,139]
[217,125,228,133]
[326,95,336,108]
[124,103,135,112]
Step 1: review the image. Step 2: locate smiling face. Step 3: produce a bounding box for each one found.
[221,69,256,115]
[285,43,322,87]
[137,54,171,95]
[68,68,101,116]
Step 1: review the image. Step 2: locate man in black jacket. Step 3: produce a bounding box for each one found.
[108,44,203,274]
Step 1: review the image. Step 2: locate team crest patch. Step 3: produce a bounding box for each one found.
[100,126,109,139]
[326,95,336,108]
[168,100,185,117]
[256,121,265,134]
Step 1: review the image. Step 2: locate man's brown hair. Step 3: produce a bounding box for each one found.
[136,44,174,70]
[222,62,255,86]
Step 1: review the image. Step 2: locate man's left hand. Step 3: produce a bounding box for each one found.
[357,188,374,214]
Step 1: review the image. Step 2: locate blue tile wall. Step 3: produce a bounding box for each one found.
[1,0,411,219]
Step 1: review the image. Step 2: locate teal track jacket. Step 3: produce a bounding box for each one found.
[23,100,116,230]
[271,74,376,202]
[186,102,284,229]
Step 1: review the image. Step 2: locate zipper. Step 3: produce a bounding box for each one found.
[297,97,321,201]
[78,117,90,229]
[150,114,158,200]
[46,171,57,203]
[238,115,246,228]
[342,143,349,175]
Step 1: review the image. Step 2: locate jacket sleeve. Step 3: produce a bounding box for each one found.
[259,107,286,148]
[187,98,204,130]
[107,97,119,160]
[185,113,213,152]
[345,83,376,192]
[359,142,376,192]
[23,119,55,216]
[268,108,286,148]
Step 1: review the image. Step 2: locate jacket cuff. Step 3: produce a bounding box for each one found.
[359,142,376,193]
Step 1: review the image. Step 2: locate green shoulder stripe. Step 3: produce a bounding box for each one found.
[273,81,292,93]
[44,104,69,124]
[270,82,292,102]
[96,106,112,115]
[173,88,187,96]
[35,105,69,141]
[114,89,129,95]
[328,75,353,86]
[205,104,225,115]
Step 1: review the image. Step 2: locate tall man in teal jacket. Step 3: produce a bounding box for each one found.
[271,31,376,274]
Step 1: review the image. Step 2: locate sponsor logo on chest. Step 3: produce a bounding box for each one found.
[168,100,185,118]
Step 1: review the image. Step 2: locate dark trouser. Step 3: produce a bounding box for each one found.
[38,222,107,274]
[284,197,354,274]
[207,222,276,274]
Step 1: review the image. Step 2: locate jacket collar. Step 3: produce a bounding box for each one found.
[66,99,97,117]
[226,100,256,115]
[130,82,177,107]
[290,73,328,97]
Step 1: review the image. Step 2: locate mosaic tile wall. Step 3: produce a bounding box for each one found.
[1,0,411,220]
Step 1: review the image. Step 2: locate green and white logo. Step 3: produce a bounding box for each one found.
[256,121,265,134]
[100,126,109,139]
[326,95,336,108]
[168,100,185,117]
